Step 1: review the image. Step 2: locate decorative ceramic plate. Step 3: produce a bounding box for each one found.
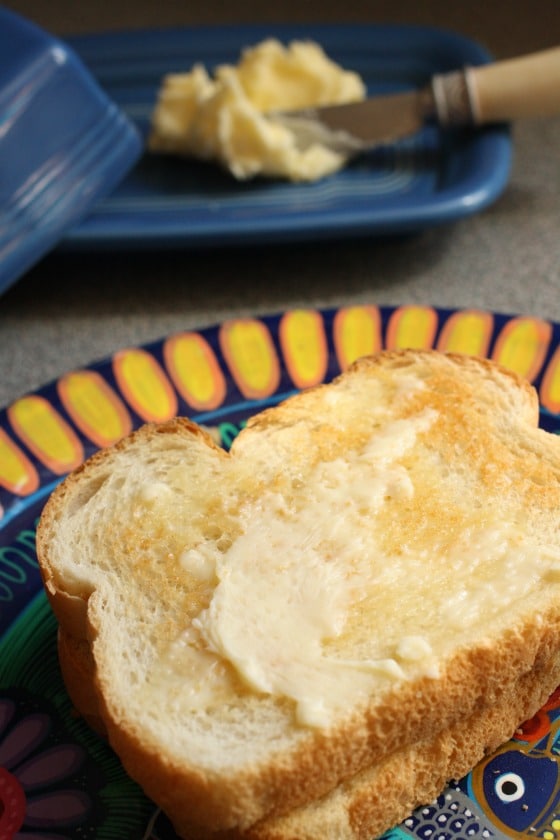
[2,305,560,839]
[59,23,512,250]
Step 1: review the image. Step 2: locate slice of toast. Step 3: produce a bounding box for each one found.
[36,349,560,838]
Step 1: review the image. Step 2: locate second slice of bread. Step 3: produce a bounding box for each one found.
[36,349,560,837]
[55,621,560,840]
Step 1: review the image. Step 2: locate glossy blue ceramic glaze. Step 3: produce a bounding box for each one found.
[0,8,142,294]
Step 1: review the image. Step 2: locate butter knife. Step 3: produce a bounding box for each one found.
[274,46,560,153]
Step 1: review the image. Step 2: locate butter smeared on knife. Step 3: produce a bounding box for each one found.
[273,47,560,153]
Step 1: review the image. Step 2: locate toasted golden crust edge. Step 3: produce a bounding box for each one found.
[234,652,560,840]
[36,416,223,640]
[242,349,540,437]
[91,601,560,831]
[58,624,560,840]
[60,602,560,834]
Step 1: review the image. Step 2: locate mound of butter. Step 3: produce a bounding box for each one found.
[148,39,366,182]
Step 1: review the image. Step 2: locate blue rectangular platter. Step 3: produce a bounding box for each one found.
[61,23,512,248]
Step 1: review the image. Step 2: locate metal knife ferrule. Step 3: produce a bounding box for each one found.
[431,67,480,127]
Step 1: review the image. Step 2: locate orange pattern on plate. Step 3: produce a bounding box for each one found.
[492,317,551,382]
[437,310,494,357]
[113,348,178,422]
[539,343,560,414]
[279,310,328,389]
[163,332,226,412]
[386,306,438,350]
[333,306,382,370]
[57,370,132,449]
[219,319,280,400]
[0,429,39,495]
[7,396,83,475]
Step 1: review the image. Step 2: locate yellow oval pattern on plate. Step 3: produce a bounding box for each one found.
[0,429,39,496]
[436,309,494,357]
[113,348,178,422]
[279,310,327,389]
[58,370,132,449]
[492,317,552,382]
[386,306,438,350]
[333,306,382,370]
[164,332,226,411]
[539,344,560,414]
[219,319,280,399]
[7,395,83,475]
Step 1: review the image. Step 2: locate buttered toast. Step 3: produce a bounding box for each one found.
[55,622,560,840]
[36,349,560,839]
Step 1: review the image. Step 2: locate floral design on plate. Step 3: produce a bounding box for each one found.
[0,694,93,837]
[0,593,156,838]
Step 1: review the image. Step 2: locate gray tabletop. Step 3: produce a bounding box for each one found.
[1,0,560,409]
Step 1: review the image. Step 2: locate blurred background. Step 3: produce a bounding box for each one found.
[4,0,560,58]
[1,0,560,408]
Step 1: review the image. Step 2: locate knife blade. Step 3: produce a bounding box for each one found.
[273,46,560,154]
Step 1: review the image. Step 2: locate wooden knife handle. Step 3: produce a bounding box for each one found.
[470,47,560,123]
[433,47,560,126]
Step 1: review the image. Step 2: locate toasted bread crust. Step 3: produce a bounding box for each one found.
[36,349,560,837]
[58,621,560,840]
[37,416,222,640]
[240,661,560,840]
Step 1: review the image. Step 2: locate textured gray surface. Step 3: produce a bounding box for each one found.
[1,2,559,407]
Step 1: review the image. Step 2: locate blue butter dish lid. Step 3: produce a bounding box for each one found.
[0,8,142,296]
